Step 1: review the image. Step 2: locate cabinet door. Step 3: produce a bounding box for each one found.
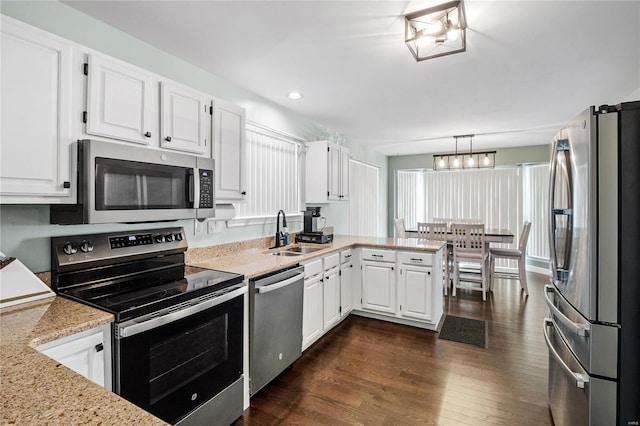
[323,267,341,330]
[0,17,73,201]
[361,262,396,314]
[302,276,323,350]
[340,262,354,316]
[214,100,246,202]
[86,53,155,145]
[160,82,208,155]
[340,147,350,201]
[400,265,433,322]
[38,328,106,388]
[327,143,341,201]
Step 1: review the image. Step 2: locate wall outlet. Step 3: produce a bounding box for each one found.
[207,220,217,234]
[194,219,205,236]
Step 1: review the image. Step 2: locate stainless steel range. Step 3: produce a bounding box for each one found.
[51,227,245,426]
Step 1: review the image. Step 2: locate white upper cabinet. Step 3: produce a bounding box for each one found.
[0,17,74,203]
[160,81,209,155]
[305,140,350,203]
[85,53,156,145]
[214,100,246,202]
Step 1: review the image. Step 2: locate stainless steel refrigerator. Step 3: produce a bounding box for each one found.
[545,101,640,426]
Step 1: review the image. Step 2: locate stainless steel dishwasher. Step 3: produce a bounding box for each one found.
[249,265,305,396]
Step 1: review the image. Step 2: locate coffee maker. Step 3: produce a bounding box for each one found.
[296,207,333,244]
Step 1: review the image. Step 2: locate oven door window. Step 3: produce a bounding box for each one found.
[117,296,243,424]
[95,157,191,210]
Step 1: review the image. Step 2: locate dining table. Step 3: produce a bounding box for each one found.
[405,228,514,244]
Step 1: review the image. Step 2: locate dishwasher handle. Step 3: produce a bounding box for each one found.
[255,272,304,294]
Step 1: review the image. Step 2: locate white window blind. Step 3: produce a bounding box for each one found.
[396,170,424,233]
[348,159,380,237]
[234,125,302,219]
[523,163,550,260]
[396,168,523,255]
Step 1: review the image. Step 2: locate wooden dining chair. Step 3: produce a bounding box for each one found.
[394,218,406,238]
[489,221,531,294]
[420,222,451,295]
[451,223,489,301]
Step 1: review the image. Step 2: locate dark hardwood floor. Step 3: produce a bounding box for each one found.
[236,273,553,425]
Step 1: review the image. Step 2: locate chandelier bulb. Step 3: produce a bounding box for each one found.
[483,154,490,166]
[438,157,445,168]
[468,156,474,166]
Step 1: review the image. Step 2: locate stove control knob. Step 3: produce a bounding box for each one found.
[165,234,174,242]
[155,235,165,243]
[63,243,77,256]
[80,241,94,253]
[174,233,183,241]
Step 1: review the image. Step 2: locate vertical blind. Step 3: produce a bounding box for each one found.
[234,125,302,218]
[348,159,380,237]
[523,163,550,260]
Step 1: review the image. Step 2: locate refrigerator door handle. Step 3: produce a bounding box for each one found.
[548,142,560,276]
[544,285,590,337]
[544,318,590,389]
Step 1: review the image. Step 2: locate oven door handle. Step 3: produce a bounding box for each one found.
[117,285,245,339]
[255,272,305,294]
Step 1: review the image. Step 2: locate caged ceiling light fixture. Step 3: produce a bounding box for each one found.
[404,0,467,62]
[433,135,496,171]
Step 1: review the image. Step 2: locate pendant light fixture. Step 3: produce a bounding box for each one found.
[433,134,497,171]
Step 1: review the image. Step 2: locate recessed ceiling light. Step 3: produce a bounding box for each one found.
[287,91,304,100]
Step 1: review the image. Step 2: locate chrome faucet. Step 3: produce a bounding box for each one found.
[274,209,288,248]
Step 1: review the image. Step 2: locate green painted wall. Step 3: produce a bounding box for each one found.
[0,1,387,272]
[386,144,550,236]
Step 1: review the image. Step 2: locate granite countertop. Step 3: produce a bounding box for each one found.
[0,296,167,425]
[188,234,445,279]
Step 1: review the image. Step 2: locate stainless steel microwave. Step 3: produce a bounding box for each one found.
[50,140,214,224]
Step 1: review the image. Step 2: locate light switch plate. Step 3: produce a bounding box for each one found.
[194,219,205,235]
[207,220,216,234]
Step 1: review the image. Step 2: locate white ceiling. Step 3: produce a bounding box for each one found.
[63,0,640,156]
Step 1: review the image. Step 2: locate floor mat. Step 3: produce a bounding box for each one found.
[438,315,487,348]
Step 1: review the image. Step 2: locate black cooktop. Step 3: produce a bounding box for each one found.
[60,264,244,322]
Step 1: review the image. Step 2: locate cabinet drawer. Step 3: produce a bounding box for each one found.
[324,253,340,270]
[303,258,323,278]
[361,248,396,263]
[340,249,353,264]
[398,251,433,267]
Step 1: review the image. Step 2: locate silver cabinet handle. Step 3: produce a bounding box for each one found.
[255,272,304,294]
[543,318,589,389]
[544,285,589,337]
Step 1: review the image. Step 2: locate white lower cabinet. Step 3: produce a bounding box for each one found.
[361,249,397,315]
[302,259,323,350]
[399,265,433,322]
[302,251,353,351]
[322,254,341,330]
[359,248,443,329]
[36,324,112,390]
[340,249,354,317]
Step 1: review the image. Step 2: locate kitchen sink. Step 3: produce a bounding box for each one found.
[284,246,324,254]
[269,251,303,256]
